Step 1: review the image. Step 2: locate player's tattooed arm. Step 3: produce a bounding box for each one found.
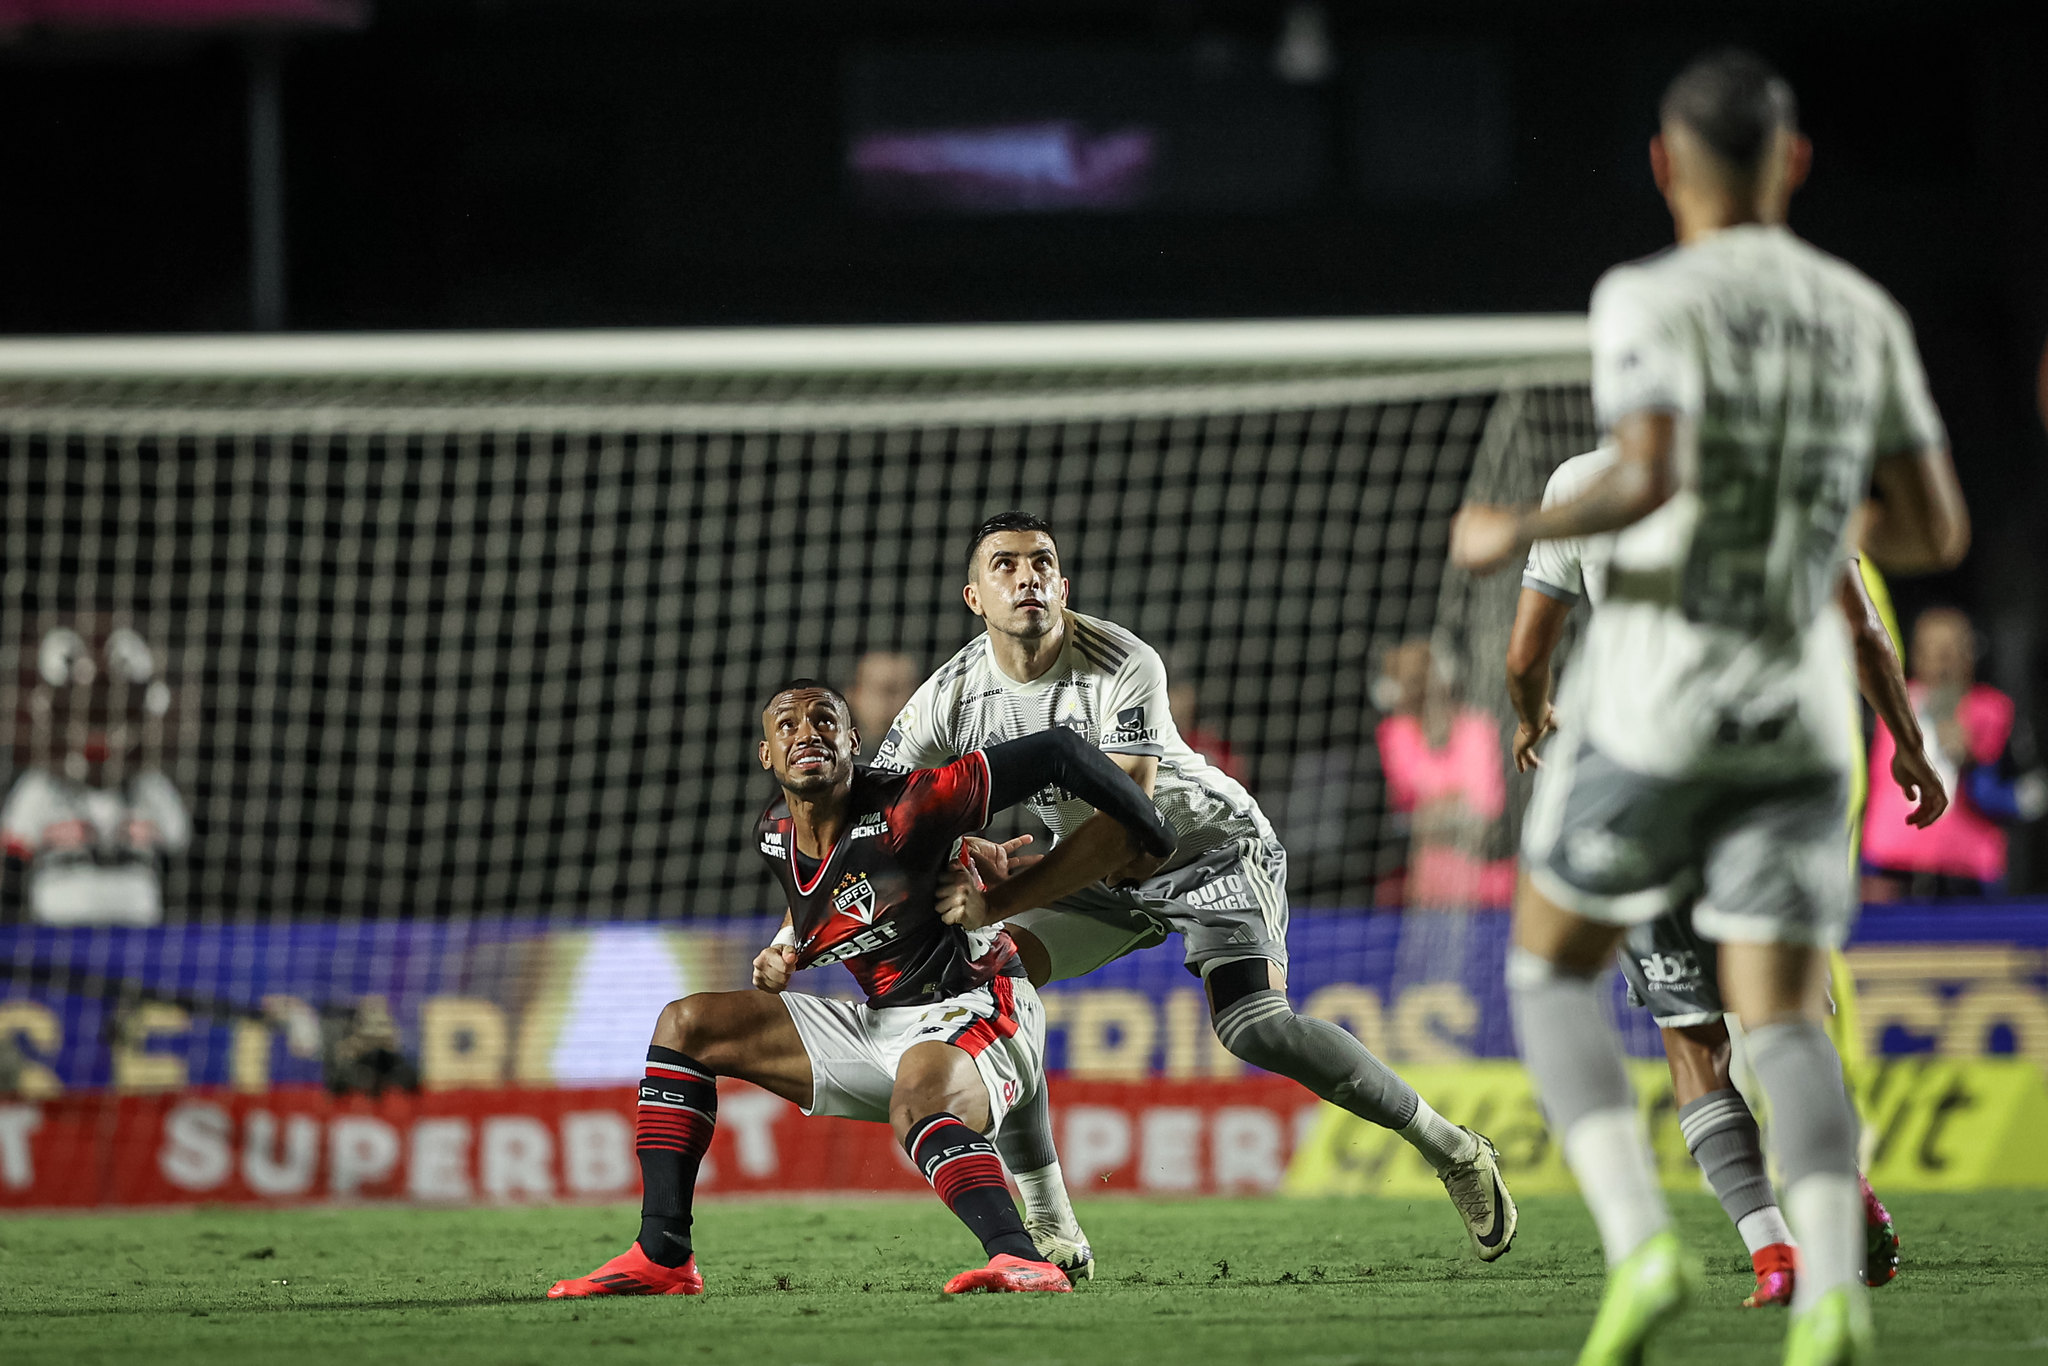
[1451,411,1679,575]
[1837,561,1947,829]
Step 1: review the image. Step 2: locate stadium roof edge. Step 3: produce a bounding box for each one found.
[0,316,1589,378]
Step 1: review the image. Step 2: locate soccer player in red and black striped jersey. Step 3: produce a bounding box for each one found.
[548,678,1174,1299]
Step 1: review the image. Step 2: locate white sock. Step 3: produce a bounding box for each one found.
[1401,1096,1478,1172]
[1737,1206,1796,1254]
[1013,1162,1080,1236]
[1563,1107,1672,1267]
[1785,1173,1865,1311]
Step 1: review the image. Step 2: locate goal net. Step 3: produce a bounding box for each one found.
[0,319,1619,1121]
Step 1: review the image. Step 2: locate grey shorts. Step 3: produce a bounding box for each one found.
[1617,903,1724,1028]
[1522,739,1854,948]
[1004,835,1291,982]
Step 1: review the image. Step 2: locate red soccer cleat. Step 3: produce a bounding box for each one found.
[1861,1172,1900,1288]
[1743,1242,1797,1308]
[548,1242,704,1298]
[942,1253,1072,1295]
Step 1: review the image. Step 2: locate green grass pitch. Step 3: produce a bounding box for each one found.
[5,1192,2044,1365]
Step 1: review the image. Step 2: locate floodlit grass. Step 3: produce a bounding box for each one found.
[3,1192,2044,1364]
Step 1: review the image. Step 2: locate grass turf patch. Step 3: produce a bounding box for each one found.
[2,1192,2044,1365]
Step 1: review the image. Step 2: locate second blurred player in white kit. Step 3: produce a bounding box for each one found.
[874,511,1517,1276]
[1452,48,1970,1366]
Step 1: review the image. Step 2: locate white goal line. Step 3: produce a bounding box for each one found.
[0,315,1589,379]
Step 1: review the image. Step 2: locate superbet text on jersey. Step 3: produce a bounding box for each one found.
[757,754,1024,1008]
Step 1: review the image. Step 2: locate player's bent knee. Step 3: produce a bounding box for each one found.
[651,996,697,1052]
[1660,1021,1734,1101]
[889,1043,992,1137]
[653,991,768,1068]
[1211,989,1303,1072]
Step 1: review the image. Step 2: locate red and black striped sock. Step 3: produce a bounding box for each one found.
[904,1112,1039,1262]
[635,1045,716,1267]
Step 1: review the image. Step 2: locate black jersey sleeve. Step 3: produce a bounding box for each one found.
[980,728,1175,857]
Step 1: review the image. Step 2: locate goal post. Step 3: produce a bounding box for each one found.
[0,317,1603,1108]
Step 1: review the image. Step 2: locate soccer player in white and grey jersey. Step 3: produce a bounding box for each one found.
[1453,50,1969,1366]
[1509,447,1939,1309]
[876,511,1519,1274]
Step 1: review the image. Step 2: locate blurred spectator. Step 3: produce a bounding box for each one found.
[846,650,918,760]
[1,623,189,926]
[1864,608,2048,899]
[1372,638,1513,910]
[1168,679,1247,784]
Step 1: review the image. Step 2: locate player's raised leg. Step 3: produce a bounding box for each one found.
[548,989,812,1298]
[1510,882,1696,1365]
[889,1039,1069,1295]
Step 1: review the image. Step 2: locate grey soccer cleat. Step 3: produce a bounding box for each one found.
[1027,1219,1095,1281]
[1439,1126,1517,1262]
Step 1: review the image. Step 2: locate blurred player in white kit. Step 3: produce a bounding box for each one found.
[1509,444,1938,1309]
[1453,48,1969,1366]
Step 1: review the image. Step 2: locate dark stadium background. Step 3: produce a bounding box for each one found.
[3,0,2045,890]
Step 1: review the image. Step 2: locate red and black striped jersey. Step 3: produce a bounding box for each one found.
[757,753,1025,1008]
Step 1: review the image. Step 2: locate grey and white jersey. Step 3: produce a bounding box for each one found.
[1523,446,1618,608]
[1571,224,1946,780]
[873,610,1269,869]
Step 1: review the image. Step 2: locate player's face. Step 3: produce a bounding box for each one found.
[1911,612,1974,689]
[963,531,1069,641]
[759,689,857,795]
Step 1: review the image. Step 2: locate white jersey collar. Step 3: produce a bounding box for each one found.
[983,615,1079,697]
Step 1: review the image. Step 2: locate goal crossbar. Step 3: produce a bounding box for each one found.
[0,315,1588,381]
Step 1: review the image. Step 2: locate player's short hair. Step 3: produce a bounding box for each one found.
[763,677,852,717]
[1659,48,1798,173]
[965,510,1056,575]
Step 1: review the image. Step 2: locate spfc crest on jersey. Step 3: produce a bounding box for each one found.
[833,870,880,925]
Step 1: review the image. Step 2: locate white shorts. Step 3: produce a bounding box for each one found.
[778,977,1046,1137]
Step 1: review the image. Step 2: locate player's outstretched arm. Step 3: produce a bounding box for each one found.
[938,730,1173,928]
[1836,561,1947,829]
[1505,586,1574,771]
[1451,412,1678,575]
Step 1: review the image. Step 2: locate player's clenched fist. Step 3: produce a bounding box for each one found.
[936,869,992,931]
[752,944,798,992]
